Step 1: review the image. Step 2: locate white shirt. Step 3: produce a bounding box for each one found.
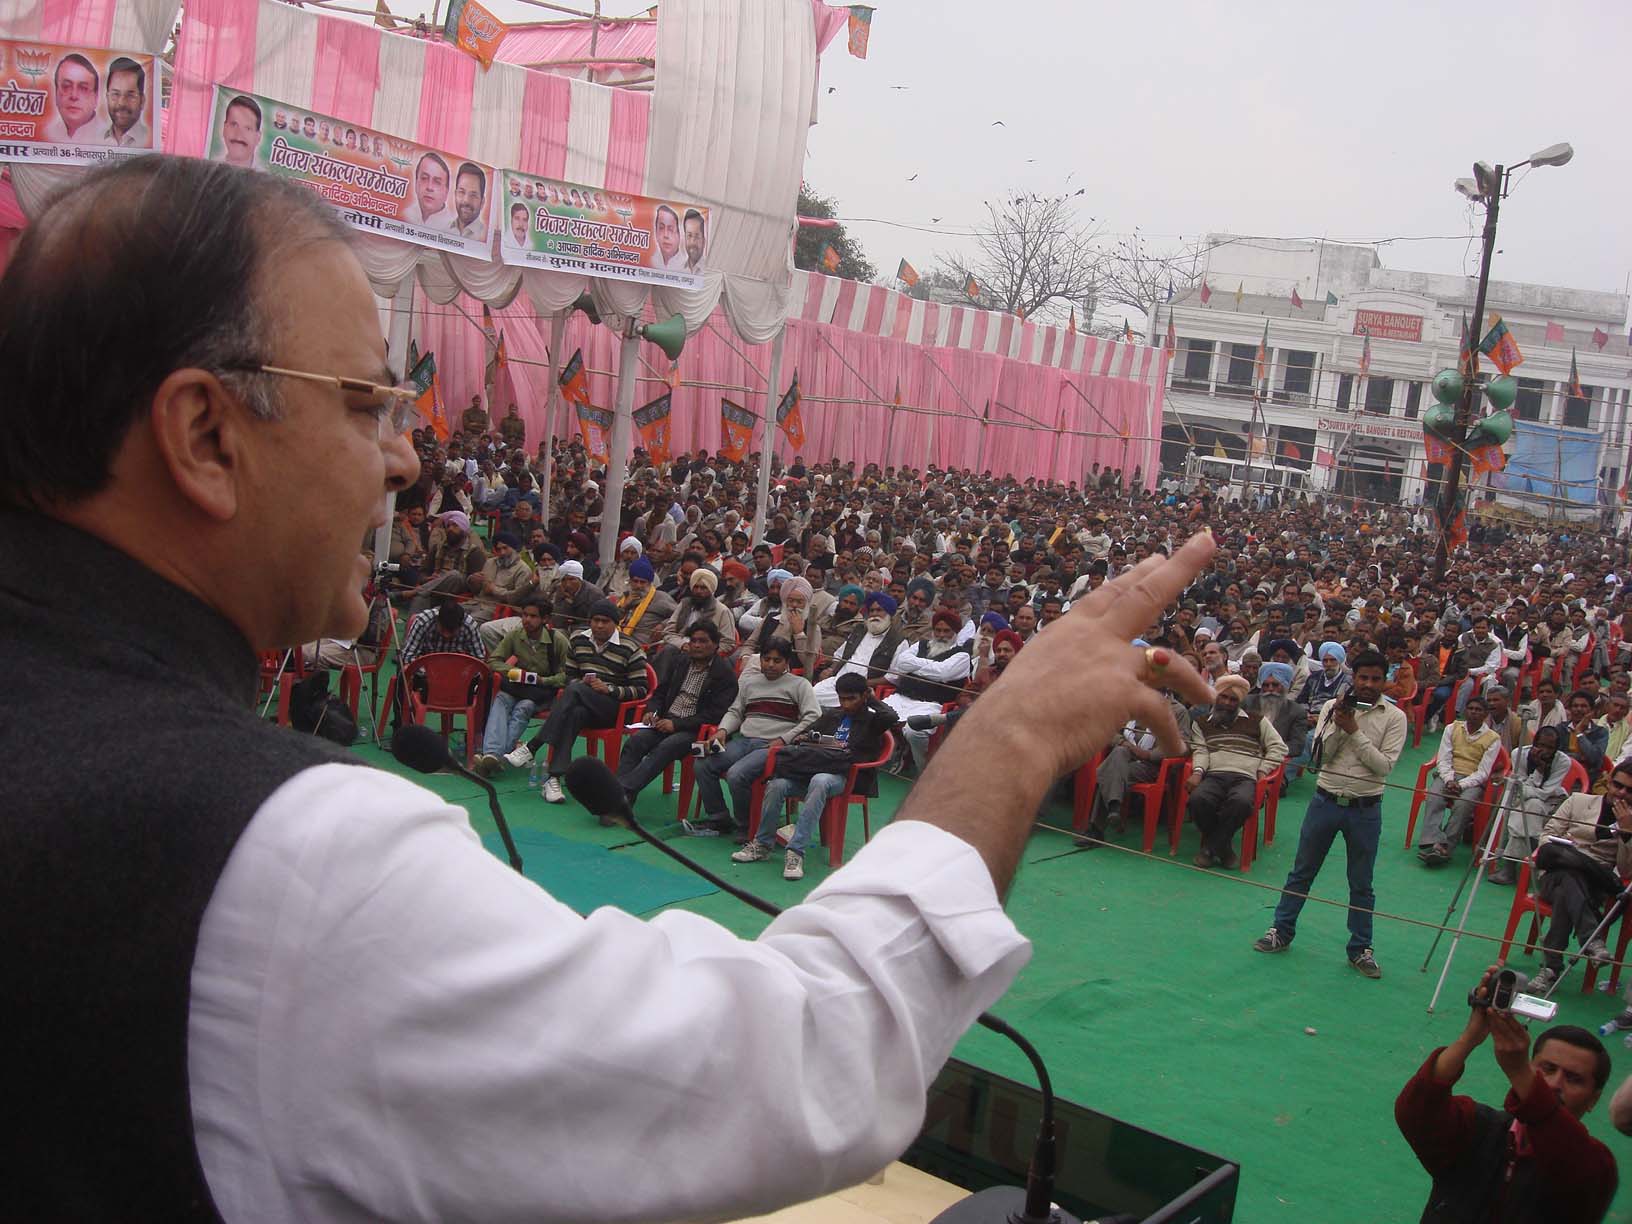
[190,763,1027,1222]
[99,117,151,147]
[44,112,99,143]
[833,630,889,679]
[405,200,454,228]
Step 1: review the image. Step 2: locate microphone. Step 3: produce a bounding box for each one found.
[906,711,952,731]
[560,755,1074,1224]
[392,725,524,874]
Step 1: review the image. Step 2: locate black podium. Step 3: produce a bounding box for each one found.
[903,1058,1240,1222]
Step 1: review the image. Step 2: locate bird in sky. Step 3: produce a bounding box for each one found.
[827,86,836,93]
[889,85,908,90]
[991,120,1006,127]
[907,173,918,181]
[930,216,942,223]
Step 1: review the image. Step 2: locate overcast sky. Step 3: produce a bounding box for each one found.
[798,0,1631,308]
[465,0,1628,308]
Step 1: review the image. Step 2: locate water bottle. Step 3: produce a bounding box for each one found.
[528,758,541,789]
[1599,1010,1632,1037]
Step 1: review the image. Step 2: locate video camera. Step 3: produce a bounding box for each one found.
[1468,966,1558,1023]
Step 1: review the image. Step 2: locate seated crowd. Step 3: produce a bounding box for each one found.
[345,421,1632,903]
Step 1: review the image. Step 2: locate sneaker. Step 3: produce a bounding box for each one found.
[783,849,805,880]
[1602,1008,1632,1034]
[541,776,564,803]
[682,816,732,838]
[504,744,534,769]
[474,753,500,777]
[1253,928,1291,954]
[731,840,773,863]
[1530,966,1560,994]
[1350,948,1382,979]
[1584,939,1611,969]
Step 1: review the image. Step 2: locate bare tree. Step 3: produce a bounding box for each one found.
[935,191,1101,323]
[1096,230,1207,338]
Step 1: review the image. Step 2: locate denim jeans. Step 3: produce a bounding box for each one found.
[1270,791,1382,957]
[757,772,846,854]
[696,736,770,827]
[481,691,537,756]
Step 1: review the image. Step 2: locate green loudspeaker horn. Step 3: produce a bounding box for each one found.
[1467,408,1514,448]
[1423,402,1457,438]
[639,313,687,362]
[1483,375,1518,412]
[1431,368,1464,406]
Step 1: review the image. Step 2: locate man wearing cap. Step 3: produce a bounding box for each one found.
[885,611,974,772]
[1245,662,1306,755]
[505,599,649,803]
[543,558,605,638]
[466,531,537,624]
[1185,675,1286,868]
[657,566,737,655]
[603,536,644,600]
[897,577,936,645]
[614,557,676,649]
[814,593,906,709]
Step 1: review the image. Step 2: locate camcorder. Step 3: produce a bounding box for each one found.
[1338,689,1375,712]
[1468,966,1558,1022]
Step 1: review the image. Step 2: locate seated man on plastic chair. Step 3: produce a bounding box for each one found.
[1415,694,1502,868]
[1184,674,1286,868]
[613,622,738,812]
[1523,762,1632,994]
[1073,695,1194,850]
[687,637,821,839]
[884,610,973,773]
[504,599,649,804]
[474,595,569,776]
[731,672,898,881]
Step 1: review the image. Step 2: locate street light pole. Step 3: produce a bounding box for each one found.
[1432,168,1502,584]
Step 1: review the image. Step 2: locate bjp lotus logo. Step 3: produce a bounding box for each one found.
[14,47,51,81]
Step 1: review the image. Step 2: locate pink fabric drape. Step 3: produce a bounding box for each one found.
[604,90,649,193]
[412,296,1164,484]
[41,0,116,45]
[516,71,572,177]
[311,17,382,120]
[414,40,475,152]
[164,0,258,156]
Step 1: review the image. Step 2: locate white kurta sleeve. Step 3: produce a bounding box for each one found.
[190,764,1029,1224]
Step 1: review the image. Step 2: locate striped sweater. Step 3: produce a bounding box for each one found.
[719,669,822,743]
[1189,708,1287,780]
[564,629,650,702]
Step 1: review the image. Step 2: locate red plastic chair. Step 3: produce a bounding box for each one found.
[338,610,400,731]
[747,732,895,867]
[661,723,718,822]
[258,649,309,726]
[1404,745,1511,849]
[1238,764,1286,873]
[1070,748,1106,834]
[1406,684,1435,749]
[925,701,961,761]
[399,652,492,768]
[1497,855,1629,994]
[580,663,658,774]
[1131,756,1190,854]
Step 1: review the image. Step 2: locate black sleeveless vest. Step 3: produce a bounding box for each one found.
[1,511,358,1220]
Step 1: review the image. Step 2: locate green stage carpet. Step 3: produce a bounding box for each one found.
[357,733,1632,1223]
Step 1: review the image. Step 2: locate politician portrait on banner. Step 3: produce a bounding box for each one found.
[0,39,160,165]
[497,170,710,290]
[203,86,493,259]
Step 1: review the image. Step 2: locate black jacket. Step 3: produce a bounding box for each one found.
[652,652,738,734]
[826,621,905,683]
[797,699,899,798]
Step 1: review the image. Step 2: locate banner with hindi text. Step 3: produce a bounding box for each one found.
[0,39,160,166]
[720,398,756,462]
[498,169,710,291]
[576,402,612,464]
[205,86,494,259]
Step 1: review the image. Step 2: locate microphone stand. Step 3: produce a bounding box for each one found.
[444,754,526,875]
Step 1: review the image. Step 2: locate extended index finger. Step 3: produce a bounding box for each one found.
[1073,530,1216,639]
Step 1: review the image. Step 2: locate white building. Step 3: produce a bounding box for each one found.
[1160,235,1632,513]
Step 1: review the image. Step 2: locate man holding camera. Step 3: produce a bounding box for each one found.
[474,596,568,774]
[1395,965,1616,1223]
[1254,649,1405,978]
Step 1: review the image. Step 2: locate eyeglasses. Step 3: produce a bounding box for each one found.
[227,362,418,437]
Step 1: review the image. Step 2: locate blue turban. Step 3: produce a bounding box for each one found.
[628,557,655,582]
[494,531,522,551]
[837,583,865,603]
[980,611,1011,631]
[864,592,898,616]
[1318,640,1347,665]
[1259,662,1295,690]
[766,568,794,585]
[906,576,937,603]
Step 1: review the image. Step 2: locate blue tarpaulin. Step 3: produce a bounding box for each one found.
[1488,420,1602,504]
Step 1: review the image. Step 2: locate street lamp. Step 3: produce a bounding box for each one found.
[1431,142,1573,581]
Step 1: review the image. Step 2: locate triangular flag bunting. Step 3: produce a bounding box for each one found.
[775,372,805,450]
[558,348,592,408]
[719,398,757,461]
[633,391,673,465]
[1478,315,1523,375]
[1325,290,1338,306]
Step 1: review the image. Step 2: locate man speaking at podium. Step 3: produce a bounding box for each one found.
[0,156,1217,1222]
